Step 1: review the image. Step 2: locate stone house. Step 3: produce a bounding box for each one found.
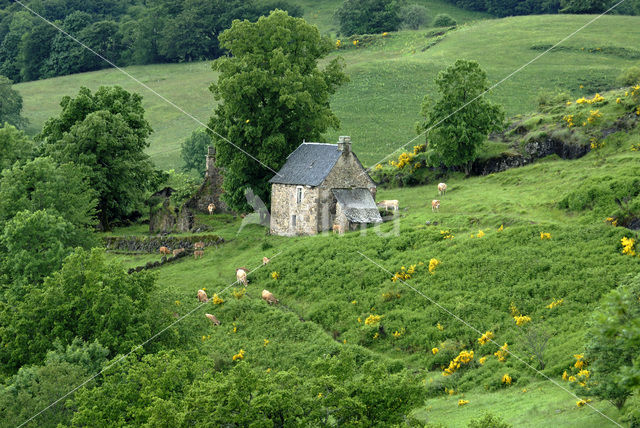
[269,136,382,236]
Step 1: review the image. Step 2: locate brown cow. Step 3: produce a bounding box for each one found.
[194,241,205,250]
[262,257,270,265]
[205,313,220,325]
[207,203,216,215]
[332,224,343,234]
[172,248,185,256]
[431,199,440,212]
[194,250,204,259]
[438,182,447,196]
[236,268,248,286]
[159,246,171,255]
[197,289,209,303]
[261,289,279,305]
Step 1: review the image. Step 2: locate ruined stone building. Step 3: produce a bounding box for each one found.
[269,136,382,236]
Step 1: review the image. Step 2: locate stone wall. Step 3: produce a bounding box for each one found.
[270,184,319,236]
[104,235,224,253]
[183,146,229,215]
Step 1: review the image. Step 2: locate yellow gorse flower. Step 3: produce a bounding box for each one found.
[546,298,563,309]
[621,237,636,256]
[212,294,224,305]
[232,349,245,361]
[365,314,382,326]
[502,374,512,385]
[443,350,474,376]
[514,315,531,326]
[494,343,509,362]
[477,331,494,345]
[437,322,444,331]
[263,338,269,347]
[429,258,440,274]
[540,232,551,240]
[458,399,469,406]
[271,271,280,280]
[432,347,439,355]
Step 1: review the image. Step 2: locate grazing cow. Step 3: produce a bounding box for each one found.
[431,199,440,212]
[207,203,216,215]
[236,268,248,286]
[262,257,270,265]
[377,200,399,211]
[261,289,279,305]
[159,246,171,255]
[438,182,447,196]
[197,289,209,303]
[194,241,205,250]
[332,224,343,234]
[194,250,204,259]
[205,313,220,325]
[172,248,185,256]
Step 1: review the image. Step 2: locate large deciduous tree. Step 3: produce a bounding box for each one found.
[208,10,348,211]
[416,59,504,175]
[38,86,154,229]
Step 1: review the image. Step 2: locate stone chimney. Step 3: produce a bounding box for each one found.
[338,136,351,155]
[205,146,216,178]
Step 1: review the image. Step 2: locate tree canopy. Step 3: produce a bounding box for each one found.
[335,0,403,36]
[585,274,640,414]
[39,86,154,229]
[416,59,504,174]
[180,127,212,177]
[0,248,166,373]
[0,76,27,128]
[0,122,33,171]
[0,0,304,82]
[208,10,348,211]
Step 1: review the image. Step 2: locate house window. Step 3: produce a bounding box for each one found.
[296,186,303,204]
[291,215,297,228]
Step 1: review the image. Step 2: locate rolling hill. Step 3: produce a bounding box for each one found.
[14,14,640,170]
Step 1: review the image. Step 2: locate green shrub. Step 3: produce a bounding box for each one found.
[400,4,430,30]
[617,66,640,87]
[432,14,457,27]
[468,412,512,428]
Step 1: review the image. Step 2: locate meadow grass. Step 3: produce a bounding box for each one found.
[14,14,640,170]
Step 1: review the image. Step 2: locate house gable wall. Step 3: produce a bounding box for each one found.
[270,184,319,236]
[317,151,377,231]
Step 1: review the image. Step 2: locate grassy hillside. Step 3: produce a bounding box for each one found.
[14,14,640,171]
[104,89,640,425]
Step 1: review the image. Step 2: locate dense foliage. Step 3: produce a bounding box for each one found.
[208,10,348,211]
[180,128,212,177]
[38,86,155,230]
[335,0,403,36]
[0,248,170,373]
[0,0,303,82]
[584,274,640,414]
[0,123,33,171]
[0,76,27,128]
[416,59,504,174]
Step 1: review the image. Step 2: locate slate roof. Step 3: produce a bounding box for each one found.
[332,188,383,224]
[269,143,342,186]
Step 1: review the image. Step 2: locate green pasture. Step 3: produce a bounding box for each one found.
[14,14,640,170]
